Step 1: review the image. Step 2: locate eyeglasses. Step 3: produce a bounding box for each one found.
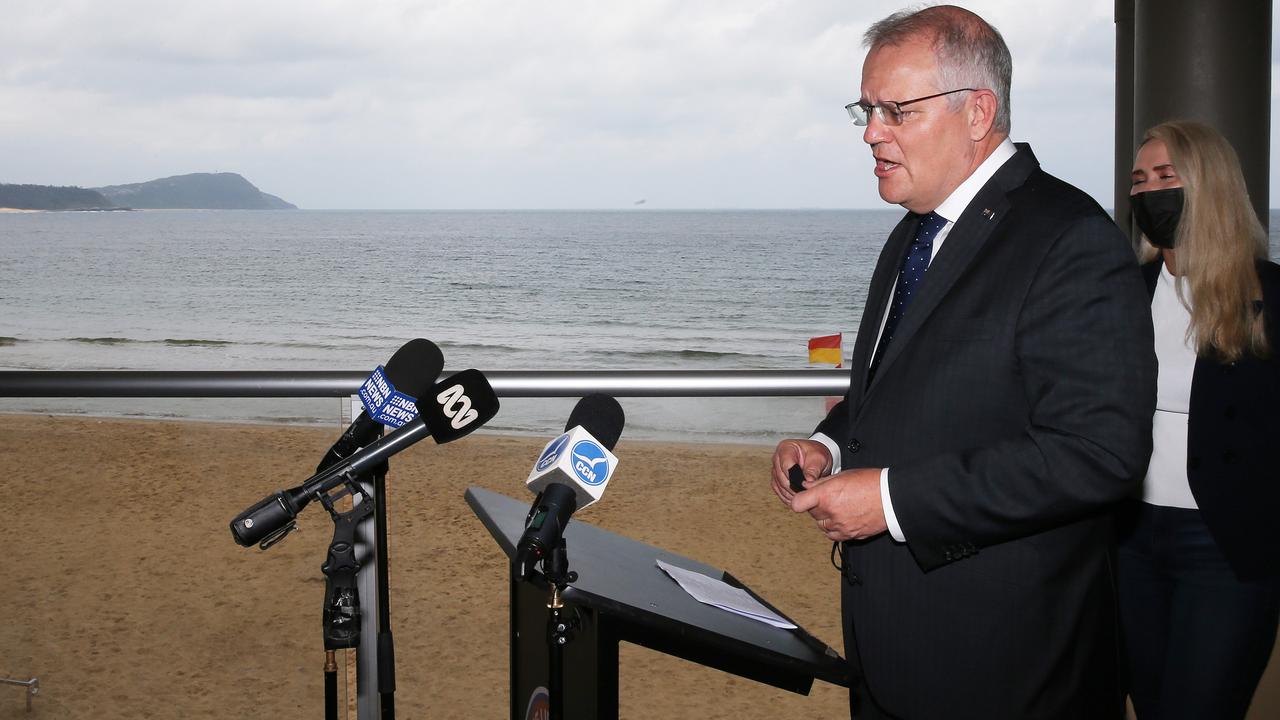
[845,88,978,127]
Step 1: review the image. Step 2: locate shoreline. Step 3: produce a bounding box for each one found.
[0,206,130,213]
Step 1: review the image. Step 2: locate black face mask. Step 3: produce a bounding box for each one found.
[1130,187,1184,249]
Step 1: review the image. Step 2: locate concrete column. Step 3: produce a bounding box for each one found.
[1115,0,1136,240]
[1128,0,1271,229]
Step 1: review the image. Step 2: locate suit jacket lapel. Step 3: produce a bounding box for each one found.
[846,212,920,407]
[859,144,1039,406]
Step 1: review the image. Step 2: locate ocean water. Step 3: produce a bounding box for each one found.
[3,209,1279,444]
[0,209,896,443]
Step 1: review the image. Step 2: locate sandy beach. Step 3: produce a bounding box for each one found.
[2,415,1277,719]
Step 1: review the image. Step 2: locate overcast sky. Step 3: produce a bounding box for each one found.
[0,1,1274,209]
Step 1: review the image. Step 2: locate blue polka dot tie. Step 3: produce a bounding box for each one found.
[868,211,946,383]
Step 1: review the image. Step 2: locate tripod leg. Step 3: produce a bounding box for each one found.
[548,603,564,720]
[373,471,396,719]
[325,651,339,720]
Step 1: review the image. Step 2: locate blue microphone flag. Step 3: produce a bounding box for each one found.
[358,365,420,428]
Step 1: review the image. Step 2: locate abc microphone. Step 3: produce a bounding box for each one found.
[514,394,625,581]
[315,338,444,474]
[231,368,501,548]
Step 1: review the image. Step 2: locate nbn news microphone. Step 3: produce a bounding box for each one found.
[230,368,500,548]
[315,338,444,474]
[514,394,625,580]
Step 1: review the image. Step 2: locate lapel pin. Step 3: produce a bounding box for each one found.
[981,208,994,220]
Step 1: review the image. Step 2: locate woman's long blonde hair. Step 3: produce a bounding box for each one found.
[1137,120,1270,361]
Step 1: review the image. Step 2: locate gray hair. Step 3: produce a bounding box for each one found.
[864,5,1012,133]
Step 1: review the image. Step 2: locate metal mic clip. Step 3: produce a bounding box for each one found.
[259,520,297,550]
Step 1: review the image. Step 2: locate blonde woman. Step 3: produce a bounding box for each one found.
[1121,119,1280,719]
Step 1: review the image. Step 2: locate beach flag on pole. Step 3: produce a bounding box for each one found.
[808,333,844,368]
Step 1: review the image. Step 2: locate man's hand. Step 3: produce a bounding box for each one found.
[771,439,832,507]
[790,467,888,541]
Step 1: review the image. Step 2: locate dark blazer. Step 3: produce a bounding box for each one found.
[815,144,1157,719]
[1141,258,1280,581]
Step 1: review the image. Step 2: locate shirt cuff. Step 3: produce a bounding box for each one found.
[881,468,906,542]
[810,433,841,475]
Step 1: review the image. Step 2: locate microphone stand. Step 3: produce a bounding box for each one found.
[371,468,397,719]
[315,422,401,720]
[324,650,339,720]
[319,476,375,720]
[541,539,579,720]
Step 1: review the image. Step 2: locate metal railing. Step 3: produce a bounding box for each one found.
[1,676,38,713]
[0,368,850,719]
[0,369,851,718]
[0,370,851,398]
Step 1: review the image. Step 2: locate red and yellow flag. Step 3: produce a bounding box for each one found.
[808,333,843,368]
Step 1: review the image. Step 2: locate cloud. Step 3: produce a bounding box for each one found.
[1,0,1262,208]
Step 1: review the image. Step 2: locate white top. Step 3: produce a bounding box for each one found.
[1143,262,1199,508]
[814,139,1019,542]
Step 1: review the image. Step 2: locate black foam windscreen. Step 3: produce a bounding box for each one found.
[385,338,444,398]
[564,394,625,450]
[418,368,501,444]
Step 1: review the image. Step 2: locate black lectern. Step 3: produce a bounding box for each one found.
[465,487,848,720]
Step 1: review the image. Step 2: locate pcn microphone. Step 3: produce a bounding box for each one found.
[514,394,624,580]
[315,338,444,474]
[231,368,501,548]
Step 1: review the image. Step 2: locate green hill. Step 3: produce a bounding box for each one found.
[0,184,116,210]
[93,172,296,210]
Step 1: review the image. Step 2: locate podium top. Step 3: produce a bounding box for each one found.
[466,486,848,692]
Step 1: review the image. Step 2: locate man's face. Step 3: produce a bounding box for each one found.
[859,37,976,214]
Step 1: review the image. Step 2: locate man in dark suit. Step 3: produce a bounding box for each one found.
[770,6,1157,719]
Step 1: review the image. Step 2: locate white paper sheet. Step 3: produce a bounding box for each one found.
[655,558,797,629]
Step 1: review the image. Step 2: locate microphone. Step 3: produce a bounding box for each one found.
[788,465,807,493]
[231,368,501,548]
[315,338,444,474]
[514,394,624,580]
